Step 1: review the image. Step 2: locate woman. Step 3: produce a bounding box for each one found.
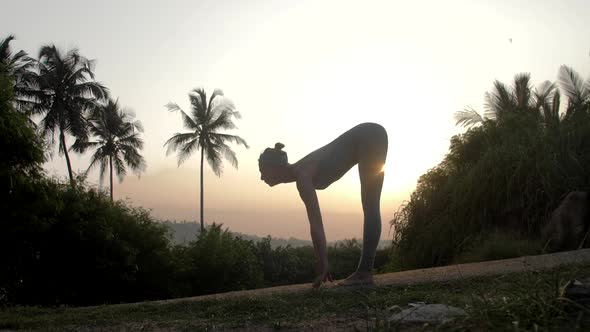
[258,122,388,288]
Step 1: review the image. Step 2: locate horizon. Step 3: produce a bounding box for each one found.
[4,0,590,241]
[162,219,393,248]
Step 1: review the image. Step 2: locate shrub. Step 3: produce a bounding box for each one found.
[1,178,176,305]
[175,224,264,295]
[390,68,590,270]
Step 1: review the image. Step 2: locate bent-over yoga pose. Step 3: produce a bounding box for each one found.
[258,122,388,288]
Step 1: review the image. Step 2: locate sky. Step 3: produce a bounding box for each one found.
[3,0,589,240]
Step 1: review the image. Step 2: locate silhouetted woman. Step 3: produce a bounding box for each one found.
[258,123,388,288]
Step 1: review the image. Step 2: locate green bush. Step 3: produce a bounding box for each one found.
[0,64,44,178]
[174,224,264,295]
[1,178,176,305]
[254,237,391,284]
[390,68,590,270]
[253,237,315,286]
[2,174,394,306]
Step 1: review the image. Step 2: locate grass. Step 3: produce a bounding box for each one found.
[2,265,590,331]
[453,229,545,264]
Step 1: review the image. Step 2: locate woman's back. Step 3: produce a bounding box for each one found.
[295,123,386,189]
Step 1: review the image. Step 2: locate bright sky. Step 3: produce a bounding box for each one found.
[3,0,589,240]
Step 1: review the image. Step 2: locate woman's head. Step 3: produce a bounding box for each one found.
[259,142,288,167]
[259,143,289,186]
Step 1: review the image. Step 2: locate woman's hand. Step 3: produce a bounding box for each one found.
[312,267,334,289]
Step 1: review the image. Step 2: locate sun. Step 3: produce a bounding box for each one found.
[381,161,420,197]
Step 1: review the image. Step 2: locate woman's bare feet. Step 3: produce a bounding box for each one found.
[338,271,374,287]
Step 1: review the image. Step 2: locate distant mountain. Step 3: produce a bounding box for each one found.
[160,220,391,249]
[160,220,312,248]
[161,220,201,244]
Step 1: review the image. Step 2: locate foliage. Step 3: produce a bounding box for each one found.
[253,237,315,286]
[1,174,390,305]
[0,177,176,305]
[391,66,590,270]
[1,76,166,305]
[0,64,44,178]
[0,35,32,77]
[28,45,108,186]
[0,35,35,111]
[0,66,46,305]
[173,224,264,295]
[71,98,146,200]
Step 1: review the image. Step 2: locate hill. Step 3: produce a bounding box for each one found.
[160,220,391,249]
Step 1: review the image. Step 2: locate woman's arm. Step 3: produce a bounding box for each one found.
[296,176,332,287]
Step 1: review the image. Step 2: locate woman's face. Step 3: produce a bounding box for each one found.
[259,164,281,187]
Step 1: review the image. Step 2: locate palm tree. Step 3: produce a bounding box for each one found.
[71,98,146,201]
[165,88,249,232]
[0,35,35,110]
[454,73,559,128]
[30,45,108,186]
[456,67,589,130]
[0,35,33,78]
[557,65,590,121]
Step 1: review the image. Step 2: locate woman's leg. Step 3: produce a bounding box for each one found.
[341,126,387,284]
[357,145,386,272]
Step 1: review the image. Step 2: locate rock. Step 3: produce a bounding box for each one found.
[387,303,466,323]
[543,191,590,251]
[561,278,590,305]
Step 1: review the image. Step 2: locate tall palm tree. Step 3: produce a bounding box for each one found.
[0,35,35,110]
[455,73,559,128]
[165,88,249,232]
[30,45,108,186]
[71,98,146,201]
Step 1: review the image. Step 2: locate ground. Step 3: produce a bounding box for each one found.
[2,249,590,331]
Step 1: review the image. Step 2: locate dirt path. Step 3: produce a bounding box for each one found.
[148,248,590,305]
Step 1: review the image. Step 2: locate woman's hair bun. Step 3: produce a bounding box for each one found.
[259,142,288,166]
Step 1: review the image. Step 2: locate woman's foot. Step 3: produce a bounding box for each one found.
[338,271,374,287]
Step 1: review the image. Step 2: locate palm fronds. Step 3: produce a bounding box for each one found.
[164,88,247,173]
[73,98,145,199]
[558,65,589,106]
[28,44,108,185]
[454,106,485,128]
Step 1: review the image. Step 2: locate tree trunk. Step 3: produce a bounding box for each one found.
[109,155,113,201]
[201,147,205,234]
[60,130,74,187]
[200,147,205,233]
